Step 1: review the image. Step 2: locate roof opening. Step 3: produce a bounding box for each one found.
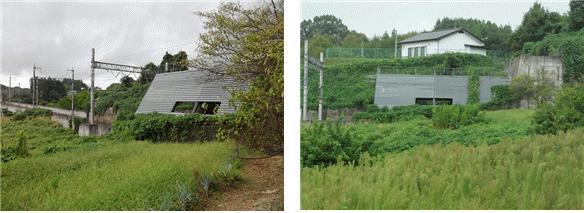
[172,102,196,113]
[194,102,221,115]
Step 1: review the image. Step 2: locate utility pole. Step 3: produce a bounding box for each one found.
[318,52,324,121]
[302,40,309,121]
[32,64,41,107]
[361,40,364,57]
[8,76,11,103]
[165,62,169,72]
[18,82,21,103]
[90,48,95,125]
[393,28,398,59]
[67,67,75,127]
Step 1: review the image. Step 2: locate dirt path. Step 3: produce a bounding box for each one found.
[203,155,284,211]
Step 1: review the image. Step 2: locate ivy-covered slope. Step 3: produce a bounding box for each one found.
[302,53,506,110]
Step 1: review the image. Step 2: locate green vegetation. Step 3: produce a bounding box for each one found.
[194,1,284,154]
[467,71,480,104]
[432,104,483,129]
[304,53,504,110]
[94,82,150,119]
[301,109,534,167]
[10,108,52,121]
[353,105,433,123]
[523,31,584,83]
[533,84,584,134]
[112,113,224,142]
[302,128,584,209]
[480,85,517,110]
[1,117,240,210]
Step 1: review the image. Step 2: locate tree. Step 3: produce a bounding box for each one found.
[511,3,564,51]
[138,62,158,83]
[301,15,349,45]
[341,31,368,48]
[194,0,283,155]
[120,76,134,87]
[308,34,334,58]
[569,0,584,31]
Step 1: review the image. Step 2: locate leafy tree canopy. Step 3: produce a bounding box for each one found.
[301,15,349,44]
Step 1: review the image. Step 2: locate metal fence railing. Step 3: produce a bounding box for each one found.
[324,47,511,60]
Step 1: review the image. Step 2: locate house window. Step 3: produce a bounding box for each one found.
[420,47,426,56]
[408,48,413,57]
[414,47,419,57]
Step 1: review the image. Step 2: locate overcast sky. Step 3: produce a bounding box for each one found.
[1,1,256,89]
[302,0,571,38]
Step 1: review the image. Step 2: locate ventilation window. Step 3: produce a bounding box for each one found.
[415,98,453,105]
[435,98,453,105]
[194,102,221,115]
[172,102,196,113]
[415,98,434,105]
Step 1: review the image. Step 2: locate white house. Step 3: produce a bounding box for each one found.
[399,28,486,58]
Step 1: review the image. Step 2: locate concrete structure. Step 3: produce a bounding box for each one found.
[399,28,486,58]
[374,74,509,108]
[136,69,245,115]
[506,55,563,108]
[1,101,111,136]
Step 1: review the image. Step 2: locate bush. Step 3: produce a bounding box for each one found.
[432,104,483,129]
[1,108,13,116]
[353,105,433,123]
[467,71,480,104]
[480,85,517,110]
[11,108,53,121]
[524,31,584,83]
[301,122,371,167]
[533,84,584,134]
[111,113,224,142]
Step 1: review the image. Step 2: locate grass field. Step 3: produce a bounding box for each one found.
[301,128,584,209]
[301,109,583,209]
[1,117,239,210]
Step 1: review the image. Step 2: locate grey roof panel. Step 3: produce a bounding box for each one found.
[136,69,246,114]
[398,28,484,44]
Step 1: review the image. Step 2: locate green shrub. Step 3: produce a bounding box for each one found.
[111,113,225,142]
[533,84,584,134]
[353,105,433,123]
[480,85,517,110]
[301,122,372,167]
[432,104,483,129]
[11,108,53,121]
[1,108,13,116]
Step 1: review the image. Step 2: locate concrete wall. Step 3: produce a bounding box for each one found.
[506,55,563,108]
[79,123,111,136]
[374,74,509,108]
[375,74,468,107]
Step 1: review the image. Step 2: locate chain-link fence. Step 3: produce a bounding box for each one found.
[376,66,507,76]
[325,47,511,60]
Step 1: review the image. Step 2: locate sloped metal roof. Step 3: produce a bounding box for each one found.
[398,28,482,44]
[136,69,246,114]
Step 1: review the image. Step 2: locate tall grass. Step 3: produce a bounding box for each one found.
[301,128,584,209]
[1,118,239,210]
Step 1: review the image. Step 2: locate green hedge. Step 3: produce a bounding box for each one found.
[11,108,53,121]
[353,105,433,123]
[480,85,517,110]
[303,53,504,110]
[111,113,225,142]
